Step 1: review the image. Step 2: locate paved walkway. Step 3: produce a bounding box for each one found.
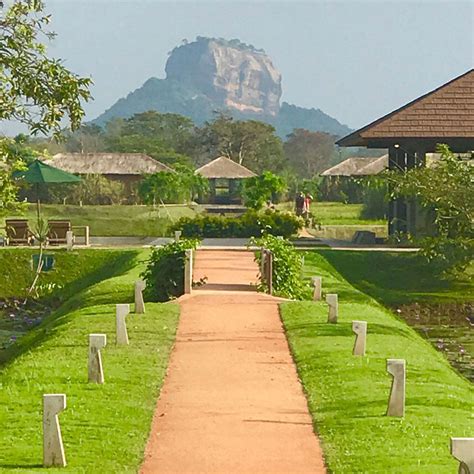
[141,250,326,474]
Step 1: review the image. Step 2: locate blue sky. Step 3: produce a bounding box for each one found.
[3,0,473,134]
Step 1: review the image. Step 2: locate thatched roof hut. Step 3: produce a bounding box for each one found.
[195,156,256,204]
[46,153,173,175]
[195,156,256,179]
[321,155,388,177]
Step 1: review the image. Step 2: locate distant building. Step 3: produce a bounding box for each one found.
[195,156,256,204]
[337,68,474,236]
[321,155,388,177]
[46,153,173,188]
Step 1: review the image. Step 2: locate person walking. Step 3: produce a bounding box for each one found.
[303,192,313,219]
[295,192,304,216]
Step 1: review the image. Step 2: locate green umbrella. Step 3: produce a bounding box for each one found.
[13,159,81,219]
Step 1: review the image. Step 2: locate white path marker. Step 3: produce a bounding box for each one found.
[352,320,367,356]
[116,303,130,345]
[174,230,182,242]
[135,279,146,314]
[386,359,405,417]
[312,276,322,301]
[43,394,67,467]
[451,438,474,474]
[66,231,74,251]
[326,294,338,323]
[184,249,193,294]
[88,334,107,383]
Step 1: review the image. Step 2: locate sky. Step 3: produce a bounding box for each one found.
[2,0,473,135]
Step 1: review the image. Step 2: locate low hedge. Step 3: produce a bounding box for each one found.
[171,210,303,239]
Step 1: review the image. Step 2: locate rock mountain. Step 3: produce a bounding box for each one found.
[94,37,350,138]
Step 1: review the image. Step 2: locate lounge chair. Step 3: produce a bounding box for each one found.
[47,220,72,245]
[5,219,34,246]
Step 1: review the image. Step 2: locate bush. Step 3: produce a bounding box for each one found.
[171,210,303,239]
[360,179,388,220]
[140,238,199,302]
[250,234,306,299]
[242,171,286,209]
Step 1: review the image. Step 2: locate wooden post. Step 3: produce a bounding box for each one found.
[184,250,193,294]
[267,251,273,295]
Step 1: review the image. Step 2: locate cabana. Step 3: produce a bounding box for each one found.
[195,156,256,204]
[337,68,474,236]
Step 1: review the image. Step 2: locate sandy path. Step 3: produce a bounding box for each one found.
[141,250,325,474]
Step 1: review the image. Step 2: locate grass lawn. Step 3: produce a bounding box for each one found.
[0,249,180,472]
[280,251,473,473]
[3,204,199,237]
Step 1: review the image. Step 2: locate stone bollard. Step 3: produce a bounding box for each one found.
[116,304,130,345]
[174,230,182,242]
[326,294,338,323]
[43,394,67,467]
[184,249,193,294]
[451,438,474,474]
[312,276,322,301]
[134,280,146,314]
[386,359,406,417]
[352,320,367,356]
[88,334,107,384]
[66,231,74,251]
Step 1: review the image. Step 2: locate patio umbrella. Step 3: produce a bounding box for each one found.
[13,159,82,219]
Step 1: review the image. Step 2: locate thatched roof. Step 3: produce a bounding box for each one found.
[195,156,257,179]
[321,155,388,177]
[46,153,173,175]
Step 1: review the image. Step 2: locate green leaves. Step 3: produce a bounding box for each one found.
[242,171,287,210]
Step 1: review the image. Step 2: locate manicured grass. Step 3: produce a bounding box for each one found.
[280,251,473,473]
[3,203,200,237]
[0,249,180,472]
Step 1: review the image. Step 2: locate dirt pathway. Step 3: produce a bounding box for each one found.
[141,250,326,474]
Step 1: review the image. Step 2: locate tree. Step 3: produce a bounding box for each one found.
[199,114,285,173]
[0,0,92,215]
[389,144,474,274]
[283,129,336,178]
[242,172,287,210]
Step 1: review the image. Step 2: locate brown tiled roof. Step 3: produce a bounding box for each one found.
[47,153,173,175]
[338,69,474,146]
[195,156,257,179]
[321,155,388,176]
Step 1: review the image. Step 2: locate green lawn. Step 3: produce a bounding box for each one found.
[280,251,473,473]
[3,204,199,237]
[0,249,180,472]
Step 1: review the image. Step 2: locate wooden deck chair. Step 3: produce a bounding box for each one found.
[47,220,72,245]
[5,219,34,246]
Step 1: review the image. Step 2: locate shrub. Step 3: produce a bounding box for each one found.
[140,238,199,302]
[360,178,388,220]
[242,171,287,209]
[171,210,303,239]
[250,234,306,299]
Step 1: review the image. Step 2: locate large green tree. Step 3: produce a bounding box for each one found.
[0,0,92,214]
[199,114,285,173]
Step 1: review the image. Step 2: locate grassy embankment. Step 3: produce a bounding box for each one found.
[3,204,199,237]
[0,249,179,472]
[280,250,473,473]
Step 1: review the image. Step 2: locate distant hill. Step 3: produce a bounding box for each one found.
[93,37,351,138]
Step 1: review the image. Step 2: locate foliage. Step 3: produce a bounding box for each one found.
[172,210,303,239]
[318,176,364,203]
[283,129,336,178]
[389,144,474,274]
[360,177,388,220]
[251,234,306,299]
[242,171,287,210]
[281,251,473,473]
[199,113,285,173]
[0,0,92,139]
[139,164,208,204]
[141,238,199,302]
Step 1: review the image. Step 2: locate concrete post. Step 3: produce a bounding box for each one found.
[66,231,74,251]
[326,294,338,323]
[174,230,182,242]
[88,334,107,384]
[267,251,273,295]
[134,280,146,314]
[43,394,67,467]
[352,320,367,356]
[450,438,474,474]
[312,276,322,301]
[184,250,193,294]
[116,304,130,345]
[386,359,406,417]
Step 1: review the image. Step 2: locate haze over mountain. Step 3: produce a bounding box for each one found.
[94,37,351,138]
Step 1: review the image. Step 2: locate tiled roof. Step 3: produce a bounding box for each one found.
[338,69,474,146]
